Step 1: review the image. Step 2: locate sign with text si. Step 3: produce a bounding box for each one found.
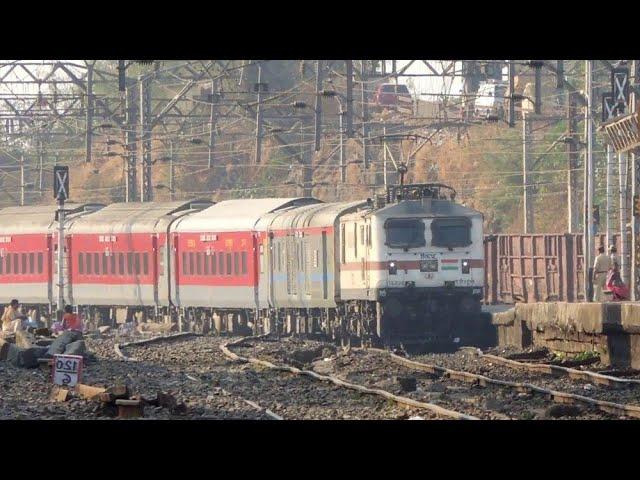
[52,354,83,387]
[53,166,69,201]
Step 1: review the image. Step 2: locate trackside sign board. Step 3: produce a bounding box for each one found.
[52,354,83,387]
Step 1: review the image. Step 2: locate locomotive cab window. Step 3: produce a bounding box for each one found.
[431,217,472,248]
[384,218,426,249]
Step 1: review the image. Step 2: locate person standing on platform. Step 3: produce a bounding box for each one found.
[592,246,610,302]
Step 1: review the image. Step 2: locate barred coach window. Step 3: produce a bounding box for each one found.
[431,217,472,248]
[78,253,84,274]
[38,253,43,274]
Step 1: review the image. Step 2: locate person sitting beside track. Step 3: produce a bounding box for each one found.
[1,299,27,335]
[62,305,83,332]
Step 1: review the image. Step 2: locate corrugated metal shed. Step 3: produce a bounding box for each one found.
[0,203,104,234]
[67,200,211,234]
[173,198,321,232]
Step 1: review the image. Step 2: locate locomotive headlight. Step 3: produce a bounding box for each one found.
[461,259,470,274]
[388,262,397,275]
[420,259,438,272]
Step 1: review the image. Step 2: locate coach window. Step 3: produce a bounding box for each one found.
[110,254,116,275]
[142,253,148,276]
[78,253,84,275]
[195,252,202,275]
[38,253,43,274]
[134,253,141,275]
[94,253,100,275]
[0,257,3,275]
[211,252,217,275]
[241,252,247,275]
[127,253,134,275]
[21,253,27,274]
[204,253,209,275]
[182,252,188,275]
[6,255,10,274]
[102,254,108,276]
[29,253,34,274]
[360,225,365,246]
[226,253,232,276]
[86,253,92,275]
[118,253,125,275]
[367,225,372,246]
[234,252,239,276]
[189,253,195,276]
[219,253,224,276]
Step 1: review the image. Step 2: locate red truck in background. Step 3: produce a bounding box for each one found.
[373,83,413,114]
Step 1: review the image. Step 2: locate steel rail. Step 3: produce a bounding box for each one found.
[372,349,640,419]
[114,332,281,419]
[478,352,640,388]
[114,332,201,361]
[221,336,478,420]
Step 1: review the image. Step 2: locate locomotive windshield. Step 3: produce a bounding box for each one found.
[384,218,426,249]
[431,217,471,248]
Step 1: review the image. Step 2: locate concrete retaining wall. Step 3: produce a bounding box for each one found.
[491,302,640,368]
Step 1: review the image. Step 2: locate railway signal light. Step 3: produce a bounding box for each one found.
[634,195,640,217]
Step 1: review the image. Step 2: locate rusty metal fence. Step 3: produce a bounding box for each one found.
[484,233,629,304]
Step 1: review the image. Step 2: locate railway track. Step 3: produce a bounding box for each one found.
[114,333,443,420]
[376,349,640,419]
[221,336,478,420]
[112,333,640,420]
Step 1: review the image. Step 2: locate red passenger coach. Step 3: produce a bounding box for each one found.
[170,198,318,309]
[0,204,102,306]
[65,200,210,307]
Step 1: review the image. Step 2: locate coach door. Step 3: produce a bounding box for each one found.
[170,234,180,306]
[152,235,160,306]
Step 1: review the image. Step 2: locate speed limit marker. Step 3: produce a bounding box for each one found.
[52,354,83,387]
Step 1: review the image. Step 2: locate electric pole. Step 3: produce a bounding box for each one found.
[208,81,217,169]
[314,60,323,152]
[85,62,94,164]
[522,112,533,233]
[619,150,629,285]
[139,75,152,202]
[254,64,264,165]
[360,60,369,169]
[584,60,595,301]
[346,60,353,137]
[508,60,515,127]
[125,82,137,202]
[631,59,639,300]
[339,105,345,183]
[169,140,175,202]
[606,143,615,248]
[567,92,579,232]
[20,155,25,206]
[534,61,542,115]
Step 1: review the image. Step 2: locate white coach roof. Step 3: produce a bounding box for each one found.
[173,198,322,233]
[67,200,212,234]
[0,203,104,234]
